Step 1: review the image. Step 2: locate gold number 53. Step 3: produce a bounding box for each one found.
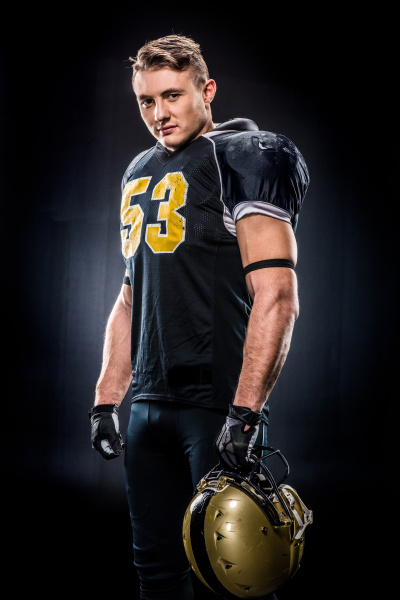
[120,172,188,258]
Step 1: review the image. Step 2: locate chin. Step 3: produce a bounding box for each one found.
[165,131,198,151]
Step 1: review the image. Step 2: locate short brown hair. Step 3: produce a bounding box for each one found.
[129,34,210,88]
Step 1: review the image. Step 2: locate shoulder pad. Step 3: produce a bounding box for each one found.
[213,118,259,132]
[217,131,309,228]
[121,148,153,193]
[224,130,303,173]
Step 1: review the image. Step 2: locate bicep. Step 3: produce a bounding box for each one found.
[236,214,298,300]
[236,214,297,266]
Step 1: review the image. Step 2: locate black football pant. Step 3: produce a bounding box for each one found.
[124,401,275,600]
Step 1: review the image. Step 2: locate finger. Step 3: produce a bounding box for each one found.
[111,436,124,455]
[93,439,120,460]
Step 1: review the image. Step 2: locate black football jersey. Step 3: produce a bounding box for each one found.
[120,118,309,411]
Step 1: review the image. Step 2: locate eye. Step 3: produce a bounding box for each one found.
[141,98,154,108]
[168,93,180,100]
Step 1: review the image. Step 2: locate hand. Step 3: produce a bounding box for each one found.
[214,404,262,469]
[89,404,125,460]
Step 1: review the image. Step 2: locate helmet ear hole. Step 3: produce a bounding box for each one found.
[182,448,312,598]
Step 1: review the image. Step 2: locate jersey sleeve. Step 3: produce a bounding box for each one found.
[221,131,310,230]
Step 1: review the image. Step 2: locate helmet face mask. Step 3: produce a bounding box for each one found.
[182,447,313,599]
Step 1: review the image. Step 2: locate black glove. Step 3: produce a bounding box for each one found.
[215,404,262,469]
[89,404,125,460]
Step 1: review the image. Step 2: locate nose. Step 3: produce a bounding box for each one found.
[154,99,169,124]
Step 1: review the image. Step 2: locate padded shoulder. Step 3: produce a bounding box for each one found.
[225,130,307,178]
[121,148,153,193]
[213,118,259,132]
[216,130,310,229]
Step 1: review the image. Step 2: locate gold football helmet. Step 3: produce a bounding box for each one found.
[182,447,312,599]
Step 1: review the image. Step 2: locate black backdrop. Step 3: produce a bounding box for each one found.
[1,4,395,599]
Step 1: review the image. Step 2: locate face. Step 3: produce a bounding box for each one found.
[133,67,216,151]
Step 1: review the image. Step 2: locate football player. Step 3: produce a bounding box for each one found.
[89,34,309,600]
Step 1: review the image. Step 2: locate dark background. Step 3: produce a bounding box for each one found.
[1,4,395,598]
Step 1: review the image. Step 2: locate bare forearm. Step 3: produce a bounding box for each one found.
[234,282,298,412]
[95,294,132,406]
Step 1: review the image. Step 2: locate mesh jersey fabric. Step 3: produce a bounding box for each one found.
[120,118,309,412]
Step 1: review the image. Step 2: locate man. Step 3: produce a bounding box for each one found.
[89,34,309,600]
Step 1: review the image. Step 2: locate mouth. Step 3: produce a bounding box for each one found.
[158,125,177,136]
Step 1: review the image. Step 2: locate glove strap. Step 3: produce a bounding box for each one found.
[229,404,262,427]
[88,403,119,420]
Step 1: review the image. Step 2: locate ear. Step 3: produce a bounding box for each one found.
[203,79,217,104]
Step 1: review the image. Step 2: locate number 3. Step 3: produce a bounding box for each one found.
[121,172,188,258]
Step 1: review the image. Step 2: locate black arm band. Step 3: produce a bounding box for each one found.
[123,275,131,286]
[243,259,295,277]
